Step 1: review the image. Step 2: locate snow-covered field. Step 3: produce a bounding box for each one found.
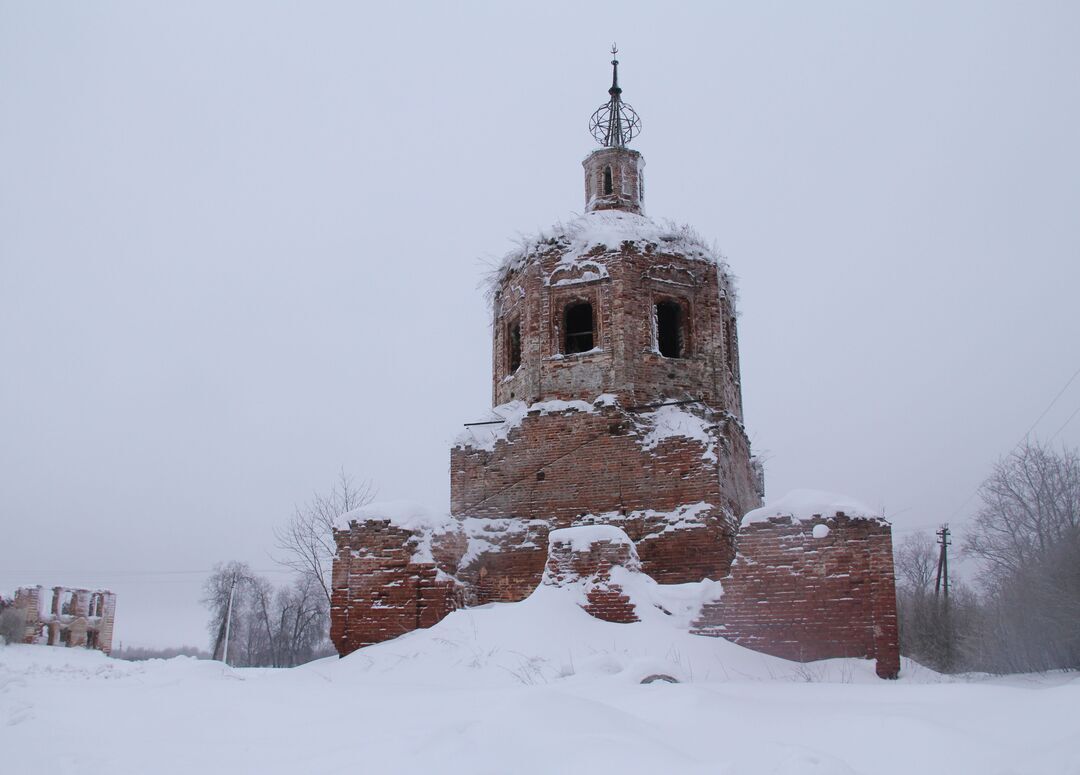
[2,586,1077,775]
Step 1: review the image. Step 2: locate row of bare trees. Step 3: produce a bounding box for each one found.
[895,441,1080,673]
[201,471,373,667]
[202,562,332,667]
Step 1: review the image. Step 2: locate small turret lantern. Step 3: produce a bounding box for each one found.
[583,46,645,214]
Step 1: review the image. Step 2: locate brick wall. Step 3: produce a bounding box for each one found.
[691,515,901,679]
[331,508,903,679]
[330,520,462,656]
[543,526,640,623]
[452,402,759,584]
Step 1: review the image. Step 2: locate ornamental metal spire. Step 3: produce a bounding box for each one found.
[589,44,641,147]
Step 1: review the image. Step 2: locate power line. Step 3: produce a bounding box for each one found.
[1016,363,1080,444]
[0,568,295,578]
[946,360,1080,521]
[1047,403,1080,445]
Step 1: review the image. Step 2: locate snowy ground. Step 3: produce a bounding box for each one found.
[2,587,1078,775]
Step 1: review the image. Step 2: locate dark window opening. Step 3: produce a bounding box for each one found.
[656,300,682,358]
[536,471,545,481]
[603,166,613,196]
[86,630,98,649]
[563,302,594,354]
[508,321,521,372]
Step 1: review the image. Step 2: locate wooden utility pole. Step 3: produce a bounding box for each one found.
[221,580,237,666]
[935,523,953,668]
[934,523,951,603]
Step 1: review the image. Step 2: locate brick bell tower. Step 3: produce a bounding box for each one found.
[332,53,899,669]
[448,49,764,597]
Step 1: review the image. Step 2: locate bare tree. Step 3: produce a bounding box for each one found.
[274,470,374,606]
[962,442,1080,672]
[895,532,937,594]
[965,441,1080,584]
[0,606,25,645]
[201,564,331,667]
[274,576,331,666]
[201,561,255,662]
[894,531,975,672]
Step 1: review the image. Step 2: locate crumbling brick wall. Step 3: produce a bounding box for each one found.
[331,506,903,680]
[452,403,756,586]
[692,515,901,679]
[543,526,640,623]
[330,521,462,656]
[453,520,551,606]
[11,585,117,655]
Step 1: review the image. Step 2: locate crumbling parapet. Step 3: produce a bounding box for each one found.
[691,492,901,679]
[7,585,116,654]
[543,525,640,623]
[330,502,562,656]
[329,514,464,656]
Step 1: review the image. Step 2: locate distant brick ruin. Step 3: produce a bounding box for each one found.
[330,57,900,678]
[2,585,117,655]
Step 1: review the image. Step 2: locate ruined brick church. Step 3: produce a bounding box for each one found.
[331,54,900,678]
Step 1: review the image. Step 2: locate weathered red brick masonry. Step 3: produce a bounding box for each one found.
[1,585,117,654]
[331,56,900,678]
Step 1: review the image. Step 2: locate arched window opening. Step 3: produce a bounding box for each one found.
[656,300,683,358]
[508,320,522,373]
[603,166,613,196]
[564,302,595,354]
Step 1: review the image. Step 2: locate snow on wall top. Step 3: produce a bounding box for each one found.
[573,502,718,540]
[455,395,617,451]
[741,489,882,527]
[548,525,636,552]
[334,500,455,533]
[637,404,718,463]
[487,210,733,298]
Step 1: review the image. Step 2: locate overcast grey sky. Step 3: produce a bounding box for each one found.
[2,2,1078,648]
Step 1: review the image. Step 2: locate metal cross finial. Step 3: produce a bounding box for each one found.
[609,44,621,96]
[589,45,640,147]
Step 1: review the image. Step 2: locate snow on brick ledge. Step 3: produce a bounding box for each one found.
[741,489,883,527]
[454,395,616,452]
[333,500,454,533]
[543,526,640,623]
[487,210,732,298]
